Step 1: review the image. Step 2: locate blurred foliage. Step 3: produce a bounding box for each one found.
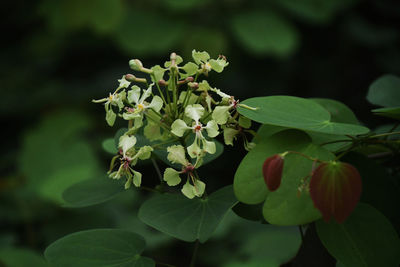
[1,0,400,266]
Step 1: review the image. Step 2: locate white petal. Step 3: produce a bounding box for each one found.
[205,120,219,138]
[139,83,154,103]
[167,145,188,166]
[212,105,231,125]
[119,135,137,155]
[148,95,163,112]
[185,104,204,122]
[187,137,202,158]
[128,85,141,104]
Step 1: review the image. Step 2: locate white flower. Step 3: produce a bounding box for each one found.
[171,104,219,158]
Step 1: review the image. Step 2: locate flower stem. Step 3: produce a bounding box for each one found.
[189,240,200,267]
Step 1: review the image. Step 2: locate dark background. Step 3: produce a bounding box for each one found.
[1,0,399,266]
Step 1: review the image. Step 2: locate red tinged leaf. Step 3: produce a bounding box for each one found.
[310,161,362,223]
[262,154,284,191]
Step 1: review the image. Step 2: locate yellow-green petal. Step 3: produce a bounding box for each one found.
[119,135,137,155]
[205,120,219,138]
[202,139,216,154]
[163,168,182,186]
[212,105,231,125]
[128,85,141,104]
[132,170,142,187]
[171,119,189,137]
[185,104,204,122]
[167,145,188,165]
[181,180,196,199]
[192,50,210,65]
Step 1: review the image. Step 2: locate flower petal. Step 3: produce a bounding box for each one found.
[118,75,131,88]
[167,145,188,166]
[193,179,206,197]
[223,127,239,146]
[185,104,204,122]
[205,120,219,138]
[132,170,142,187]
[163,168,182,186]
[212,105,231,125]
[187,137,202,158]
[106,109,116,126]
[119,135,137,155]
[139,83,154,103]
[209,58,229,73]
[181,180,196,199]
[148,95,163,113]
[136,146,153,160]
[202,139,216,154]
[171,119,189,137]
[192,50,210,65]
[128,85,141,104]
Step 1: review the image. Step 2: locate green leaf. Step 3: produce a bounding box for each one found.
[0,248,48,267]
[116,10,184,55]
[238,96,369,135]
[234,130,335,225]
[138,185,237,243]
[316,203,400,267]
[367,74,400,107]
[101,138,118,154]
[44,229,155,267]
[230,11,299,57]
[311,98,360,124]
[19,110,100,204]
[371,107,400,119]
[62,176,125,208]
[272,0,360,24]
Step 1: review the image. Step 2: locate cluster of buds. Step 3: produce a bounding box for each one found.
[93,50,257,198]
[262,153,362,223]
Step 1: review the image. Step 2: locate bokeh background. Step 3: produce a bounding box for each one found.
[1,0,400,266]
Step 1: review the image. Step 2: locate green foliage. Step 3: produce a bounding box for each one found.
[19,110,101,204]
[234,130,334,225]
[45,229,155,267]
[62,176,125,208]
[367,74,400,107]
[138,186,237,242]
[230,11,299,57]
[316,203,400,267]
[238,96,369,135]
[0,248,49,267]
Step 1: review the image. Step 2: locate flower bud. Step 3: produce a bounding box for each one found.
[158,79,167,87]
[129,59,143,71]
[124,74,136,82]
[309,161,362,223]
[262,154,284,191]
[188,82,199,89]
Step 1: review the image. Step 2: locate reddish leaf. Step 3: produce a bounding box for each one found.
[262,154,284,191]
[310,161,362,223]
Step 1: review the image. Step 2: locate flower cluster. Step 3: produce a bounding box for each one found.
[93,50,256,198]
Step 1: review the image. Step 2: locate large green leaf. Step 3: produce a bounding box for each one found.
[367,74,400,107]
[138,185,237,243]
[316,203,400,267]
[0,248,48,267]
[238,96,369,135]
[311,98,360,124]
[230,11,299,57]
[234,130,335,225]
[19,110,101,204]
[44,229,155,267]
[62,176,125,208]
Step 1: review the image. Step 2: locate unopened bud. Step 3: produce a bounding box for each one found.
[185,76,194,82]
[262,154,285,192]
[188,82,199,89]
[129,59,143,71]
[158,79,167,86]
[125,74,136,82]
